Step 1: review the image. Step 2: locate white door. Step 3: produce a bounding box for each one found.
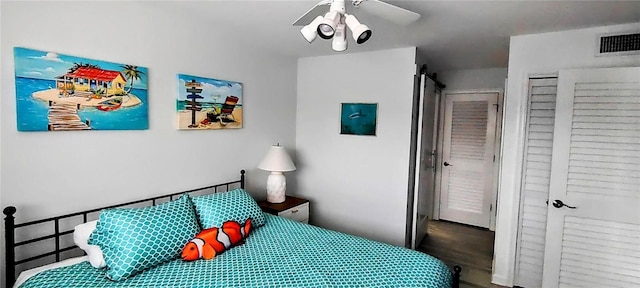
[514,78,558,288]
[439,92,498,228]
[542,67,640,287]
[412,76,438,248]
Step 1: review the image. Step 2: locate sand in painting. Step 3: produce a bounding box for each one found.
[33,89,142,107]
[177,108,243,129]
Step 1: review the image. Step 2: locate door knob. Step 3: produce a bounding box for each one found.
[444,162,452,167]
[551,199,576,209]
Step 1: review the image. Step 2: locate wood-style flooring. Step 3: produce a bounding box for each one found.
[417,220,504,288]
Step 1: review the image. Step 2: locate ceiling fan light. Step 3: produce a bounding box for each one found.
[300,15,324,43]
[332,23,347,52]
[353,25,372,44]
[317,11,340,39]
[345,14,372,44]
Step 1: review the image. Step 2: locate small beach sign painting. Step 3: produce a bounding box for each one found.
[13,47,148,131]
[177,74,243,130]
[340,103,378,136]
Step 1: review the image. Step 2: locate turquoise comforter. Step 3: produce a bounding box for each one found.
[21,214,452,287]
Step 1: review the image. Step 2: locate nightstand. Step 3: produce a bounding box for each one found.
[258,196,309,223]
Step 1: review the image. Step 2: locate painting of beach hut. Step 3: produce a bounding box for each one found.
[13,47,148,131]
[341,103,378,136]
[176,74,243,130]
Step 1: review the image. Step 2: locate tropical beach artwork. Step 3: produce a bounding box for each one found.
[340,103,378,136]
[177,74,243,130]
[13,47,148,131]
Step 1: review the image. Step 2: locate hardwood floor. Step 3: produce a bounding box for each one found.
[417,220,504,288]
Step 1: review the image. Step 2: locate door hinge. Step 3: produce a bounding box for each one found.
[493,155,496,162]
[490,204,493,211]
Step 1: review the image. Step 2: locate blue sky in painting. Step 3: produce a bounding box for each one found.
[13,47,148,89]
[177,74,242,105]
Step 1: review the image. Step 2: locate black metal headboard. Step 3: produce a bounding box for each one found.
[3,170,245,287]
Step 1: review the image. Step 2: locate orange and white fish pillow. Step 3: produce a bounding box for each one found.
[181,219,252,261]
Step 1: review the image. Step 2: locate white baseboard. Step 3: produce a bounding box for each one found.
[491,273,511,287]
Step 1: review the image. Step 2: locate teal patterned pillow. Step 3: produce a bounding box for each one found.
[88,194,200,281]
[192,188,265,229]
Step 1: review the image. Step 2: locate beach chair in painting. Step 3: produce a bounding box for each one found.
[204,96,239,126]
[218,96,239,125]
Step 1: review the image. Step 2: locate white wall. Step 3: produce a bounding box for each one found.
[296,47,417,247]
[494,22,640,286]
[0,2,297,284]
[439,68,507,91]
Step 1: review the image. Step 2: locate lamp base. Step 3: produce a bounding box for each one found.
[266,172,286,203]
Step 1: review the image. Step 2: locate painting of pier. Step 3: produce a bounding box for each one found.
[14,47,148,131]
[176,74,243,130]
[47,101,91,131]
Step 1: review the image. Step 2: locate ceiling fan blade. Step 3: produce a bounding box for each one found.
[356,0,420,26]
[293,0,332,26]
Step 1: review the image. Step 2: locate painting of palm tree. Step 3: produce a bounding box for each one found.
[13,47,149,131]
[121,65,145,94]
[67,62,100,73]
[67,62,83,73]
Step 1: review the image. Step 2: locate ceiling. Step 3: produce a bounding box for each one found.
[154,1,640,72]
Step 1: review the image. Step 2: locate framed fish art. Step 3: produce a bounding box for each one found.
[176,74,243,130]
[13,47,148,131]
[340,103,378,136]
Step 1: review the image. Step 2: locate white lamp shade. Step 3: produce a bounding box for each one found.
[258,145,296,172]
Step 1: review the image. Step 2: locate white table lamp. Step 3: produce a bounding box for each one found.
[258,145,296,203]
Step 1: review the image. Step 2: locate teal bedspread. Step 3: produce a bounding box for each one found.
[20,214,452,288]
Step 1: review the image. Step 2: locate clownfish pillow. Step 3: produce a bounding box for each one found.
[182,218,252,261]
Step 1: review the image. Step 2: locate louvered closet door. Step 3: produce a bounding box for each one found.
[542,67,640,288]
[514,78,558,288]
[440,92,497,228]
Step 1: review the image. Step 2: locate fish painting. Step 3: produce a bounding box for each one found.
[341,103,378,136]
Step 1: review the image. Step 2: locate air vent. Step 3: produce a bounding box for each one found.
[596,32,640,56]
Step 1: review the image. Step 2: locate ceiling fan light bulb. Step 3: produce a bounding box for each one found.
[318,11,340,39]
[318,24,335,39]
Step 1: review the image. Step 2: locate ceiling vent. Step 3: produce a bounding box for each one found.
[596,32,640,56]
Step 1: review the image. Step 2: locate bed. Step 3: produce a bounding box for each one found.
[4,170,460,288]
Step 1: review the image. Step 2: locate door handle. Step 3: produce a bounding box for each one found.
[550,199,577,209]
[444,162,452,167]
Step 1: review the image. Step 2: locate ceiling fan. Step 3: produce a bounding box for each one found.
[293,0,421,52]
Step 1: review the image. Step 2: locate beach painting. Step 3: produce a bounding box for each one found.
[13,47,148,131]
[340,103,378,136]
[177,74,243,130]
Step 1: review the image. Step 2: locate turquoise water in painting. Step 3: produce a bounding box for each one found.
[15,77,148,131]
[176,100,243,111]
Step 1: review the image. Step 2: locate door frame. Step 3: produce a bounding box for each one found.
[433,89,504,231]
[405,72,424,249]
[405,70,441,249]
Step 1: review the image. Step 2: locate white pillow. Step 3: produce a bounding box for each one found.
[73,220,106,268]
